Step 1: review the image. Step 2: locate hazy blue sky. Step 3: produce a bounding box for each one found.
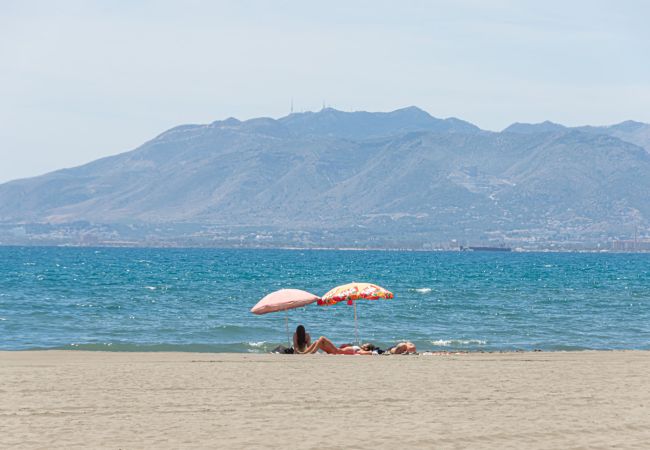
[1,1,649,182]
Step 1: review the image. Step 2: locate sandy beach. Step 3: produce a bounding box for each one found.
[2,350,649,449]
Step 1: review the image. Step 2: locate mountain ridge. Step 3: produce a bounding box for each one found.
[1,107,649,248]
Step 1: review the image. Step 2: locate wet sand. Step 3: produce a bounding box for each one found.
[2,350,649,449]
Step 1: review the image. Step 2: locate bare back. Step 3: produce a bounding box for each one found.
[293,332,311,354]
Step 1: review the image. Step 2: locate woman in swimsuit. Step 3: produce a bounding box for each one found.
[293,325,352,355]
[388,341,416,354]
[338,343,378,355]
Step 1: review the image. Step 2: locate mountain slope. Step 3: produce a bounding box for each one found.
[1,107,649,246]
[503,120,650,152]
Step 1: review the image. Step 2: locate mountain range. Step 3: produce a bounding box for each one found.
[1,106,649,248]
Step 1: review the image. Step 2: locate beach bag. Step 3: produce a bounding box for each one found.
[272,345,294,354]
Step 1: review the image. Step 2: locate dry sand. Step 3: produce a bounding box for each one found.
[1,350,649,449]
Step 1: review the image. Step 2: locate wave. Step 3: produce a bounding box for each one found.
[411,288,432,294]
[431,339,487,347]
[38,341,280,353]
[13,340,642,353]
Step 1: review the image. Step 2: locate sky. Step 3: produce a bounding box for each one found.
[1,0,649,183]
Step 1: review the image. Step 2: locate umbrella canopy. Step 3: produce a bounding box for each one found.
[251,289,320,314]
[319,282,394,306]
[319,282,394,344]
[251,289,320,347]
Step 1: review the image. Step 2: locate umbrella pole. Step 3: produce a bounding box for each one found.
[285,310,291,348]
[354,301,359,345]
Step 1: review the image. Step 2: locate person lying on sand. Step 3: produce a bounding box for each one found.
[293,325,415,355]
[339,342,416,354]
[338,343,380,355]
[293,325,350,355]
[388,341,416,354]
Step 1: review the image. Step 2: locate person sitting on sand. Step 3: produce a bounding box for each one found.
[388,341,416,354]
[293,325,349,355]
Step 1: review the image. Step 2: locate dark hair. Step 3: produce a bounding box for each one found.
[296,325,306,349]
[361,343,376,351]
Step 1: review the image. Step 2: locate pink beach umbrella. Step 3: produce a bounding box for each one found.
[251,289,320,346]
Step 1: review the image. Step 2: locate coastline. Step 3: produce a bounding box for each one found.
[3,350,649,449]
[2,243,650,253]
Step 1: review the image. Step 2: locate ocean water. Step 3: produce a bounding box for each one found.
[1,247,649,352]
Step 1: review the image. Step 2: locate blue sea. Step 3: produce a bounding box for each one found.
[1,247,649,352]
